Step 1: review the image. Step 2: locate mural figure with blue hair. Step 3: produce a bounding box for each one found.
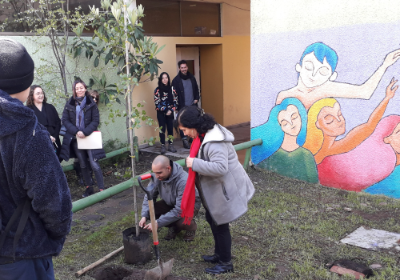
[251,98,318,183]
[276,42,400,109]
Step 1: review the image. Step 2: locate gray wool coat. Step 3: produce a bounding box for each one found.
[192,124,255,225]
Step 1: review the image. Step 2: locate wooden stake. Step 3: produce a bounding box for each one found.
[75,246,124,277]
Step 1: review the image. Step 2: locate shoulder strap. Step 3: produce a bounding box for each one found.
[0,199,31,260]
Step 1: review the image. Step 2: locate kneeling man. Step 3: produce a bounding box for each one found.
[139,155,201,241]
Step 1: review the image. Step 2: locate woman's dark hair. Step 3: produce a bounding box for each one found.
[72,79,88,98]
[88,89,100,103]
[26,85,47,106]
[158,72,171,88]
[174,106,217,134]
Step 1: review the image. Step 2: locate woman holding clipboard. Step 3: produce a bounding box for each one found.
[60,79,106,197]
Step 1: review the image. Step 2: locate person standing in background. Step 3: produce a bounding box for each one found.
[89,90,100,105]
[0,38,72,280]
[154,72,178,154]
[26,85,62,161]
[60,80,106,197]
[172,60,200,149]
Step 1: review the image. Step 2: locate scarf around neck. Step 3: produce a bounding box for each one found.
[75,96,87,131]
[181,134,203,224]
[179,71,191,80]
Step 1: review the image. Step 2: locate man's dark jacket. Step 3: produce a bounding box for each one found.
[0,89,72,260]
[171,72,200,110]
[60,94,106,162]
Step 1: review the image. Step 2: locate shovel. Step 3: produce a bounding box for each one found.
[138,174,174,280]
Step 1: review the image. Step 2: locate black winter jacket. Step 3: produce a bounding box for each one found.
[60,94,106,162]
[0,89,72,260]
[27,103,62,159]
[171,72,200,110]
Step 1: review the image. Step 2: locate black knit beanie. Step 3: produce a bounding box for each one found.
[0,38,34,94]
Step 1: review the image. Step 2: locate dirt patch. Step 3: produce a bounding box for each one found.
[93,266,132,280]
[352,209,393,222]
[93,265,191,280]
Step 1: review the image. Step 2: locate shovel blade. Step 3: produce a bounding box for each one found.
[144,258,174,280]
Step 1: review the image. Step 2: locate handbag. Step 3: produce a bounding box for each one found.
[77,131,103,149]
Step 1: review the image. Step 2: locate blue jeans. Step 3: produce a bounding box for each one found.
[0,257,55,280]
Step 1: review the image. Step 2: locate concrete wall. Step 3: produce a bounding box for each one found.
[251,0,400,198]
[200,44,224,124]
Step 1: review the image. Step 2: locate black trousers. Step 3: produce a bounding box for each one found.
[205,210,232,263]
[71,139,104,190]
[157,111,174,145]
[154,200,197,231]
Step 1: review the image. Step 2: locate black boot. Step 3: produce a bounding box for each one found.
[160,144,167,155]
[168,143,177,153]
[205,261,234,274]
[202,254,219,263]
[182,138,190,149]
[73,161,84,186]
[82,186,94,198]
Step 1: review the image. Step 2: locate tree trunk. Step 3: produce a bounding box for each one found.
[124,2,139,237]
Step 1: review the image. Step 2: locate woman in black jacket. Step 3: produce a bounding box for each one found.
[26,85,62,160]
[60,79,106,197]
[154,72,178,154]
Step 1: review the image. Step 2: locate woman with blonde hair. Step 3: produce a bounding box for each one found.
[304,78,398,165]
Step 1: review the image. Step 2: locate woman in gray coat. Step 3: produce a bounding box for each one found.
[176,106,255,275]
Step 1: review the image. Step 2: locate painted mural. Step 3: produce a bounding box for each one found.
[251,36,400,198]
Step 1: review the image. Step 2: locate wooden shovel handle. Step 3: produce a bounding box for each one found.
[148,200,159,244]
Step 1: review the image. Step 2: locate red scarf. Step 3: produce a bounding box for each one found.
[181,135,202,225]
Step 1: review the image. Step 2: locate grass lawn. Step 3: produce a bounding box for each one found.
[54,167,400,279]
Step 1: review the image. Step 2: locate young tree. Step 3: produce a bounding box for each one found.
[75,0,164,236]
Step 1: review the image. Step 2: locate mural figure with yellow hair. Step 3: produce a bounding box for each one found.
[276,42,400,109]
[303,78,398,165]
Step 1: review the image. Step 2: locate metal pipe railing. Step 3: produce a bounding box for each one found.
[62,147,130,172]
[72,138,262,213]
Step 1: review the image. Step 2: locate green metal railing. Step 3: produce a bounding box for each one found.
[71,138,262,213]
[62,147,130,172]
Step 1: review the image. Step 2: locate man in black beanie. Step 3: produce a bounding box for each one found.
[0,38,72,280]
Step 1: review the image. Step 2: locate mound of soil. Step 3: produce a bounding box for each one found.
[93,265,190,280]
[93,266,132,280]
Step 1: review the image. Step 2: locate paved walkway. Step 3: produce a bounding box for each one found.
[139,122,250,163]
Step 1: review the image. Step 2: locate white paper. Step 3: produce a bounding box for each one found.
[340,226,400,250]
[77,131,103,150]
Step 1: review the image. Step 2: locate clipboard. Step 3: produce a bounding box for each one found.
[77,131,103,149]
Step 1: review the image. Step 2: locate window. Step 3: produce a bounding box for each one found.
[138,0,181,36]
[1,0,221,36]
[181,2,220,37]
[138,0,221,37]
